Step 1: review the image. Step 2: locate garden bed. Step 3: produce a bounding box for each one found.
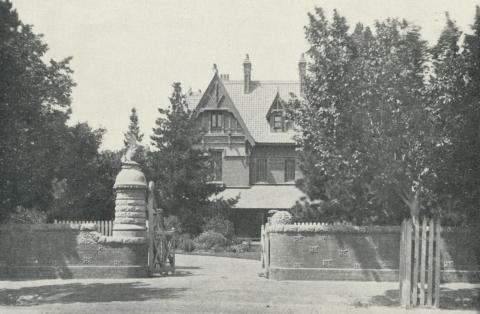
[177,250,260,260]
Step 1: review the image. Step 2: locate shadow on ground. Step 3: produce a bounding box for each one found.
[0,282,187,306]
[367,287,480,310]
[440,287,480,310]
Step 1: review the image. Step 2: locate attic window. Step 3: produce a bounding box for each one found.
[273,114,284,131]
[268,93,288,132]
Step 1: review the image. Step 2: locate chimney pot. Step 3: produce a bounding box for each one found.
[299,53,307,97]
[243,54,252,94]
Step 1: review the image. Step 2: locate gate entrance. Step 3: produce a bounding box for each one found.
[147,181,176,276]
[399,218,442,308]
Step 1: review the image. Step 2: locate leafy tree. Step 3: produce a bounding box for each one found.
[50,123,120,221]
[149,83,225,234]
[430,8,480,225]
[0,0,75,220]
[292,8,434,224]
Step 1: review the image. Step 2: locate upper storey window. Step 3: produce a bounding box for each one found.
[210,111,223,132]
[228,114,243,133]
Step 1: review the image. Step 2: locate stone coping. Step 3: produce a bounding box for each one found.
[265,223,480,234]
[97,235,147,244]
[0,223,147,244]
[266,223,401,234]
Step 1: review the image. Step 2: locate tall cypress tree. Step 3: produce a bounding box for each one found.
[149,83,224,234]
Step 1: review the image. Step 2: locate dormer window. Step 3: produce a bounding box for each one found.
[267,92,289,132]
[273,113,284,131]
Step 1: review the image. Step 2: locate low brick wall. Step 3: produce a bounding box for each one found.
[266,224,480,282]
[0,224,148,280]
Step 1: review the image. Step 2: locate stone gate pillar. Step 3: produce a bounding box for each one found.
[112,161,147,238]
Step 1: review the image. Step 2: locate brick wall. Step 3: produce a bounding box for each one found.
[265,224,480,282]
[0,224,148,279]
[251,145,302,184]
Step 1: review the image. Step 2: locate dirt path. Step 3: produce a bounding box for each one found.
[0,254,478,313]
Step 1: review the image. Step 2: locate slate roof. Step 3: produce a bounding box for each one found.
[186,78,301,144]
[185,93,202,110]
[212,185,306,210]
[222,80,299,144]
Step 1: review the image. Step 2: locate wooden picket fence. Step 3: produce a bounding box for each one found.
[54,219,113,236]
[399,218,442,308]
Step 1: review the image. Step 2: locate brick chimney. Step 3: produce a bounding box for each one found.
[243,54,252,94]
[299,53,307,97]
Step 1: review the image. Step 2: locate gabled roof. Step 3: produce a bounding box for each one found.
[187,76,300,144]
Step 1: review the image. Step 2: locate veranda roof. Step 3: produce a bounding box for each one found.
[212,185,306,210]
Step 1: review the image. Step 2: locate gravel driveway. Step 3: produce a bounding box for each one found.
[0,254,478,313]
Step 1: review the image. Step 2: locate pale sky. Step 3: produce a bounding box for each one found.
[11,0,480,150]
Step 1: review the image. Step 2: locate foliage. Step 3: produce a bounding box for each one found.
[0,0,75,220]
[194,231,228,250]
[176,233,196,252]
[291,7,480,226]
[428,8,480,225]
[227,241,252,253]
[203,216,235,239]
[149,83,227,234]
[5,206,47,224]
[50,124,121,221]
[163,215,183,232]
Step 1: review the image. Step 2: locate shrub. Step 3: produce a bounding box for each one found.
[177,233,195,252]
[203,216,234,239]
[6,206,47,224]
[194,231,228,250]
[164,215,182,232]
[229,241,251,253]
[270,210,293,224]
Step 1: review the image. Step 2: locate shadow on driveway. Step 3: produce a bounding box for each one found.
[0,282,187,306]
[368,287,480,310]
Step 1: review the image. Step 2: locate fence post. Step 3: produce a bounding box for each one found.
[405,219,412,307]
[412,220,420,305]
[265,223,270,278]
[147,181,155,275]
[419,218,427,306]
[434,219,442,308]
[399,220,405,299]
[261,224,265,270]
[427,219,434,307]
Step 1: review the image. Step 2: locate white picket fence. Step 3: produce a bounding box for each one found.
[54,219,113,236]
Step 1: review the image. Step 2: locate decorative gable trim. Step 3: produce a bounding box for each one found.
[266,92,285,119]
[193,73,255,145]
